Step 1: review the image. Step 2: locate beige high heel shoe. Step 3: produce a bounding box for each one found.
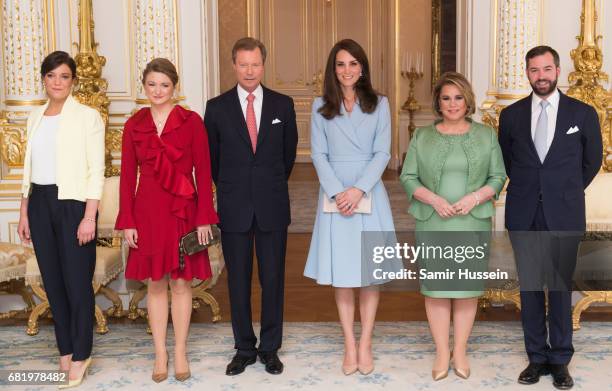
[357,343,374,376]
[431,351,450,381]
[174,353,191,382]
[451,351,471,379]
[58,357,92,389]
[151,353,168,383]
[342,343,358,375]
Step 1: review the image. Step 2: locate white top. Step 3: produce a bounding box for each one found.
[237,83,263,132]
[30,115,59,185]
[531,89,560,151]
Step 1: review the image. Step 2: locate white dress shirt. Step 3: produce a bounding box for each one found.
[237,83,263,133]
[31,115,60,185]
[531,89,560,151]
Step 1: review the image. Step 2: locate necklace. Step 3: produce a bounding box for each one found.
[151,110,169,133]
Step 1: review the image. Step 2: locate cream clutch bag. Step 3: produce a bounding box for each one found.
[323,192,372,214]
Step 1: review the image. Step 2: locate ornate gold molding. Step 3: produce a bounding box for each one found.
[566,0,611,172]
[2,99,47,106]
[72,0,112,176]
[431,0,441,89]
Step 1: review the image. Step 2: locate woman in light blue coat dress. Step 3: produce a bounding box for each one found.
[304,39,398,376]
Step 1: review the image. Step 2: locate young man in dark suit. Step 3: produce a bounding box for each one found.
[204,37,298,376]
[499,45,602,390]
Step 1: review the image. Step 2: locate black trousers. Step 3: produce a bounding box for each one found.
[28,184,96,361]
[221,217,287,357]
[511,202,579,365]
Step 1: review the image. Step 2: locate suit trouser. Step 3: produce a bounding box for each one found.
[27,184,96,361]
[221,216,287,357]
[513,202,578,365]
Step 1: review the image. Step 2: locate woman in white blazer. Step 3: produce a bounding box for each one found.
[17,51,105,388]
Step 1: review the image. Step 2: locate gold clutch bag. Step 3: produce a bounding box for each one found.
[178,225,221,270]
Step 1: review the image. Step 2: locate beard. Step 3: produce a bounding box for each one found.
[530,76,558,97]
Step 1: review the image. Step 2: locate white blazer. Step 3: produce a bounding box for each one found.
[22,95,105,201]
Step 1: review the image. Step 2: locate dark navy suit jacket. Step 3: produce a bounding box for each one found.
[499,91,602,231]
[204,85,298,232]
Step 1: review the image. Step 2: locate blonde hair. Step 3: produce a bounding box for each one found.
[432,72,476,118]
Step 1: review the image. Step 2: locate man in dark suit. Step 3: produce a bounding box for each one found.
[204,37,298,376]
[499,46,602,390]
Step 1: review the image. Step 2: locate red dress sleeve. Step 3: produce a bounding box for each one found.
[115,118,138,229]
[190,114,219,226]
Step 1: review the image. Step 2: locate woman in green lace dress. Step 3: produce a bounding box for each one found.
[400,72,506,380]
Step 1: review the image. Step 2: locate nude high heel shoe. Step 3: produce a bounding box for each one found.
[342,343,358,375]
[151,353,168,383]
[357,343,374,376]
[451,351,471,379]
[431,351,450,381]
[58,357,92,389]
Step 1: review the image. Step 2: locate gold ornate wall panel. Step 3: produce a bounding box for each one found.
[480,0,542,129]
[1,0,51,101]
[218,0,247,93]
[134,0,179,100]
[253,0,387,161]
[566,0,611,171]
[0,0,54,182]
[494,0,540,93]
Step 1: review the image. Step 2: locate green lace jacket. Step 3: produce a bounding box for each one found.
[400,121,507,221]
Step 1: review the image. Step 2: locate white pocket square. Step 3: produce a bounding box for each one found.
[566,126,580,134]
[272,118,282,124]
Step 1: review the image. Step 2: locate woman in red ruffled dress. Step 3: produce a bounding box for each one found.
[115,58,218,382]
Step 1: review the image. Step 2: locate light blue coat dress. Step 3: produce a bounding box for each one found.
[304,96,398,287]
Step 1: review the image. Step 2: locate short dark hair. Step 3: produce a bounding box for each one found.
[232,37,267,64]
[525,45,560,68]
[142,58,179,86]
[40,51,77,79]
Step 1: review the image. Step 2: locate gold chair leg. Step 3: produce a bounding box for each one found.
[128,285,148,321]
[27,301,49,336]
[99,285,124,318]
[192,282,221,322]
[94,304,109,334]
[16,282,36,311]
[572,291,611,331]
[482,285,522,311]
[26,283,50,335]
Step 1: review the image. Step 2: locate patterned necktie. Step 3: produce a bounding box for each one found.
[534,100,550,163]
[246,93,258,153]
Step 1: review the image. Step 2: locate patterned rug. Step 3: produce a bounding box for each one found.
[288,179,415,233]
[2,321,611,390]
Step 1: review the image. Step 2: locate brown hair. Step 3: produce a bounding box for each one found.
[232,37,267,64]
[319,39,379,120]
[525,45,560,68]
[41,51,77,79]
[432,71,476,118]
[142,58,179,86]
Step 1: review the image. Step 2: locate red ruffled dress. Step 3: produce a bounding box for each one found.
[115,105,219,281]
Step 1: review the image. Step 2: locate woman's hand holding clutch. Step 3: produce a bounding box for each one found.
[197,224,213,245]
[336,187,364,216]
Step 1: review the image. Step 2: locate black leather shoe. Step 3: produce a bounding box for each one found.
[225,354,256,376]
[259,351,284,375]
[518,363,550,385]
[550,364,574,390]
